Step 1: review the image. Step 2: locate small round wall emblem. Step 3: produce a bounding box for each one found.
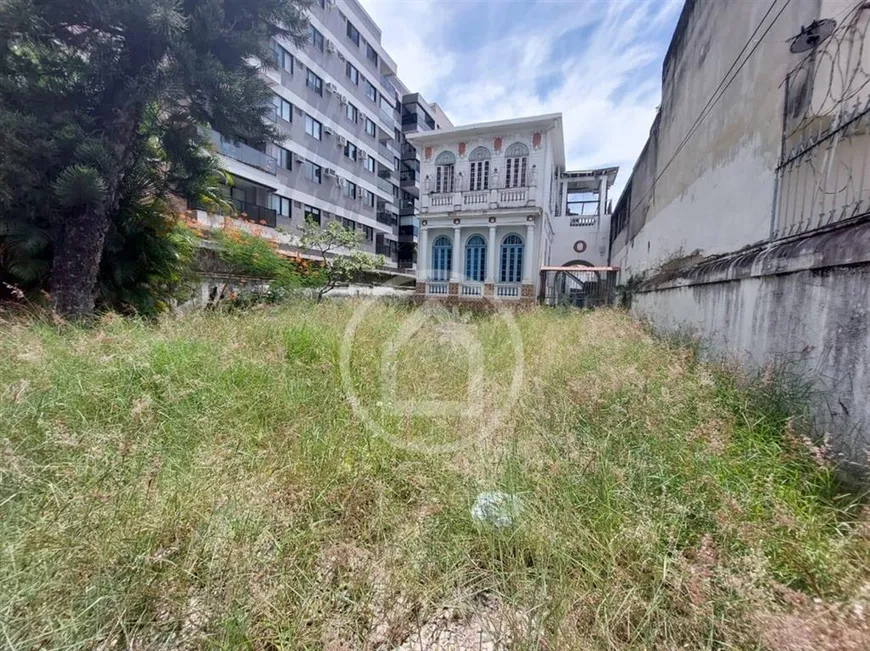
[573,240,588,253]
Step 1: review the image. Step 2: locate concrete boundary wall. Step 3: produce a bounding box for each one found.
[632,216,870,471]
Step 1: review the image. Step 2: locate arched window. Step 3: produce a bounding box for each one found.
[468,147,491,191]
[434,151,455,193]
[431,235,452,281]
[504,142,529,188]
[499,233,524,283]
[464,235,486,282]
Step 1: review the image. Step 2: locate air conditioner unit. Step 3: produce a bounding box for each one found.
[326,81,338,94]
[324,167,336,177]
[338,94,348,105]
[323,126,334,136]
[357,149,366,160]
[337,135,347,146]
[294,154,305,164]
[326,0,336,8]
[337,52,346,62]
[326,40,336,53]
[338,177,347,188]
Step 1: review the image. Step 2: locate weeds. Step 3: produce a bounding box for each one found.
[0,302,867,650]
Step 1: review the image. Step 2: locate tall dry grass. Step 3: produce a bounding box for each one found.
[0,300,867,650]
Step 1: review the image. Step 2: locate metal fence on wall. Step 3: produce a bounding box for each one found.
[772,4,870,240]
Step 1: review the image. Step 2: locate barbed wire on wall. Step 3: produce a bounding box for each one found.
[773,2,870,239]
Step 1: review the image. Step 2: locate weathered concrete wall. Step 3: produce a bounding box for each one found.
[609,0,870,468]
[632,216,870,470]
[611,0,832,277]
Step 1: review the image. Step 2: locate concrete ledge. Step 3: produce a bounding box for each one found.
[638,215,870,292]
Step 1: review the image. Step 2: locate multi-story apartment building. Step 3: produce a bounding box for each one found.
[195,0,413,269]
[396,92,453,268]
[408,113,616,305]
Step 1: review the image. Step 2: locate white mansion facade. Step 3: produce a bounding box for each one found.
[407,113,617,304]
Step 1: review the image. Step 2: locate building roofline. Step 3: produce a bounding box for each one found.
[564,167,620,187]
[406,112,564,166]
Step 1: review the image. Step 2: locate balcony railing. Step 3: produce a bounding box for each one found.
[376,211,397,226]
[498,188,527,204]
[400,170,417,185]
[461,283,483,297]
[401,142,417,159]
[495,284,521,298]
[426,282,449,296]
[381,74,397,96]
[209,131,277,175]
[380,104,395,125]
[228,199,278,228]
[430,193,453,208]
[424,186,535,212]
[376,177,395,195]
[463,191,489,206]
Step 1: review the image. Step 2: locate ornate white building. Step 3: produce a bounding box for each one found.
[407,113,617,304]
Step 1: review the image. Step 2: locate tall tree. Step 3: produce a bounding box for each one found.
[0,0,309,318]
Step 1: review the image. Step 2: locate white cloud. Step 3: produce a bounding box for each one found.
[360,0,682,195]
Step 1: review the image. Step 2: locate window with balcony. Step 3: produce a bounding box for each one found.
[342,180,357,199]
[304,205,321,225]
[465,235,486,282]
[273,41,293,73]
[276,146,292,171]
[468,147,491,191]
[365,155,376,174]
[344,141,357,161]
[306,70,323,95]
[305,114,322,140]
[304,160,322,184]
[366,43,378,65]
[365,118,376,138]
[499,233,524,283]
[347,21,360,46]
[308,25,324,52]
[273,95,292,122]
[364,79,377,103]
[344,101,358,123]
[504,142,529,188]
[434,151,456,193]
[346,62,359,85]
[432,236,452,282]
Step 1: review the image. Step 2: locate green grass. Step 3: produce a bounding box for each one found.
[1,301,868,650]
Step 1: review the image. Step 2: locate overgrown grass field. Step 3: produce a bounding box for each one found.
[1,301,868,650]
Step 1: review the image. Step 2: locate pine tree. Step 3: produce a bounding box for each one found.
[0,0,309,318]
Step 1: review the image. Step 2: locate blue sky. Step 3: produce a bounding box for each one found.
[360,0,683,197]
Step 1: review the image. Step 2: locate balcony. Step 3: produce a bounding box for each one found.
[376,211,397,226]
[401,142,417,159]
[423,186,534,213]
[376,176,395,195]
[209,131,277,175]
[229,199,278,228]
[380,103,395,125]
[381,74,397,96]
